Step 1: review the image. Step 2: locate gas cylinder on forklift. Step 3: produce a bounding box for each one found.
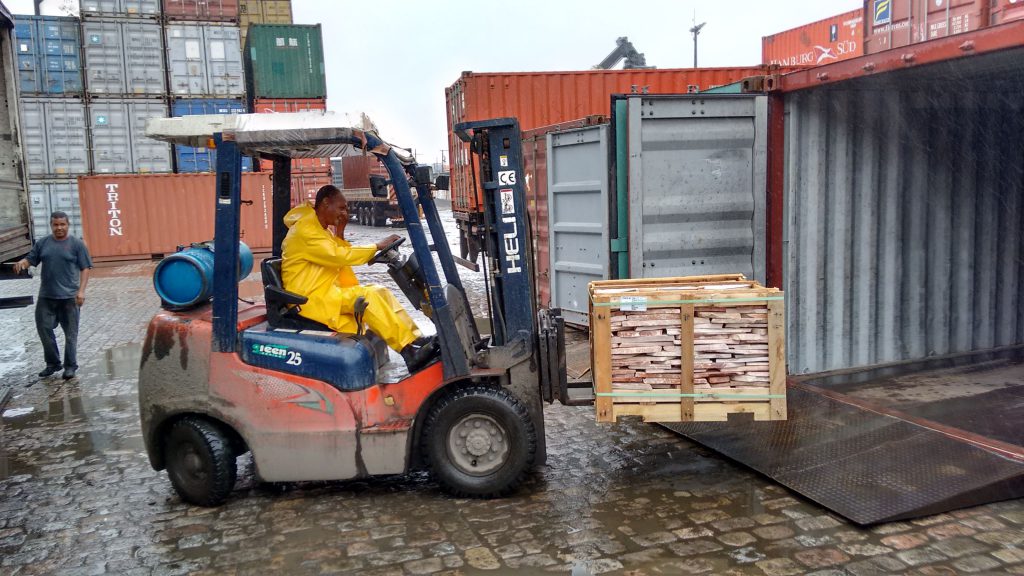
[136,112,570,507]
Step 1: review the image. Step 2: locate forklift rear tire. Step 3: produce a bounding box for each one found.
[164,417,237,507]
[421,385,536,498]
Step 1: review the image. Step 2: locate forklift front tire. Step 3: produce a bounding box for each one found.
[164,417,237,507]
[422,385,537,498]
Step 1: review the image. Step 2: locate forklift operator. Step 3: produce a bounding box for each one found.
[281,185,439,372]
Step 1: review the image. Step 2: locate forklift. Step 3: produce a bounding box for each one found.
[139,113,578,506]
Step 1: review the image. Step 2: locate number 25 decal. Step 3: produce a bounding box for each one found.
[286,351,303,366]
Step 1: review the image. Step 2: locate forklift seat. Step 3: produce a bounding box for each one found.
[260,258,391,368]
[261,257,332,332]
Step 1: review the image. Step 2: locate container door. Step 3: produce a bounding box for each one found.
[166,24,208,96]
[83,21,126,95]
[45,100,89,176]
[19,100,48,177]
[547,124,610,327]
[123,21,165,95]
[627,95,767,283]
[89,102,132,173]
[205,25,244,97]
[15,20,40,94]
[127,100,172,173]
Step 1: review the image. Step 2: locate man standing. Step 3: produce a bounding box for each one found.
[13,211,93,379]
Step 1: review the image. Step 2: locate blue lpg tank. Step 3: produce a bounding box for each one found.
[153,241,254,310]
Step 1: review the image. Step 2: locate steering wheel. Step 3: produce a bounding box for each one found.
[368,236,405,265]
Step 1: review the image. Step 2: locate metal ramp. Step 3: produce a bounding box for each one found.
[661,352,1024,525]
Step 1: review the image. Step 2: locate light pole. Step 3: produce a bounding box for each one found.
[689,22,706,68]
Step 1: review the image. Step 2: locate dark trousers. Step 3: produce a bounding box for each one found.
[35,297,80,370]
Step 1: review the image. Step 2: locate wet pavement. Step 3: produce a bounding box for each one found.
[2,209,1024,575]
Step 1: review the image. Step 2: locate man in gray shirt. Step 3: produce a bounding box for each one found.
[14,211,93,380]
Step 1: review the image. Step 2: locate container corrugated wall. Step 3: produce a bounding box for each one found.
[238,0,292,46]
[171,98,252,172]
[244,24,325,100]
[80,0,161,19]
[762,9,863,67]
[340,155,385,190]
[252,98,329,173]
[165,23,244,97]
[29,179,82,239]
[991,0,1024,24]
[163,0,241,22]
[289,172,332,206]
[14,15,83,95]
[19,98,89,177]
[82,19,166,95]
[330,158,343,188]
[78,173,273,260]
[89,99,171,173]
[446,67,772,215]
[783,85,1024,375]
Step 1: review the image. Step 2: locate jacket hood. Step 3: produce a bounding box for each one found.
[284,201,316,229]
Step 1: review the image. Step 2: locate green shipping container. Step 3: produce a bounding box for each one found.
[244,24,326,100]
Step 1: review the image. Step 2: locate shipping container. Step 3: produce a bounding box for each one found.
[171,98,252,172]
[165,23,244,97]
[340,154,385,190]
[239,0,292,46]
[14,15,83,95]
[288,171,332,206]
[991,0,1024,24]
[29,179,82,240]
[19,97,89,177]
[520,116,608,321]
[82,19,165,95]
[864,0,989,54]
[244,24,326,100]
[770,20,1024,376]
[0,5,33,262]
[762,9,864,67]
[79,0,161,19]
[446,67,774,219]
[89,99,172,173]
[78,173,274,260]
[164,0,241,22]
[252,98,329,173]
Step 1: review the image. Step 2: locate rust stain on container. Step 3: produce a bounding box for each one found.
[164,0,240,21]
[762,9,864,67]
[79,173,276,259]
[864,0,990,55]
[445,67,775,216]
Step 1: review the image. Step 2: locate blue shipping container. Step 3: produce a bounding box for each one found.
[14,16,83,95]
[171,99,253,172]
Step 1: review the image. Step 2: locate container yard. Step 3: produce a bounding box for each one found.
[2,2,1024,574]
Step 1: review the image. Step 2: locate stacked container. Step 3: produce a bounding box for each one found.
[15,15,87,239]
[238,0,292,47]
[244,23,329,200]
[864,0,990,54]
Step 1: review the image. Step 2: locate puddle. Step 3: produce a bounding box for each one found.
[2,407,34,418]
[105,344,143,380]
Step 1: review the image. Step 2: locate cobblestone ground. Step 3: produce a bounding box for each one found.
[2,219,1024,575]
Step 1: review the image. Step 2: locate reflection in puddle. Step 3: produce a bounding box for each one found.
[105,344,142,380]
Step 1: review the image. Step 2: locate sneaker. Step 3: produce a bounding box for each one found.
[38,365,61,378]
[62,367,77,380]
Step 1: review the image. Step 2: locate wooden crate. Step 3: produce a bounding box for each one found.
[589,274,787,423]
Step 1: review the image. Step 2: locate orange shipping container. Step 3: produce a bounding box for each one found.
[289,171,333,205]
[341,155,387,190]
[762,9,864,67]
[864,0,989,54]
[446,67,773,216]
[252,98,331,174]
[79,173,280,259]
[991,0,1024,24]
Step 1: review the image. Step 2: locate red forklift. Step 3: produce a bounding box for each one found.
[139,114,577,505]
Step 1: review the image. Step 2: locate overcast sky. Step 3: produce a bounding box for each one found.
[10,0,861,165]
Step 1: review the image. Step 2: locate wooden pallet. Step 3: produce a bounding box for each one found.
[589,274,787,423]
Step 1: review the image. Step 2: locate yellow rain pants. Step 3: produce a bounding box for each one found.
[280,202,420,351]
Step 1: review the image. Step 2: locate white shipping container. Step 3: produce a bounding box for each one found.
[166,24,244,97]
[89,99,171,173]
[82,19,165,95]
[19,98,90,178]
[79,0,161,19]
[29,180,83,240]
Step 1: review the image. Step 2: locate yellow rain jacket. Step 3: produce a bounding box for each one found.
[280,202,420,351]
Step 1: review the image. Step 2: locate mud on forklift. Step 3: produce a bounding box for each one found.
[139,113,581,506]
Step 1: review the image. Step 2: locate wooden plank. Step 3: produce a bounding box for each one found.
[767,299,788,420]
[593,306,615,423]
[679,303,695,421]
[611,402,771,422]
